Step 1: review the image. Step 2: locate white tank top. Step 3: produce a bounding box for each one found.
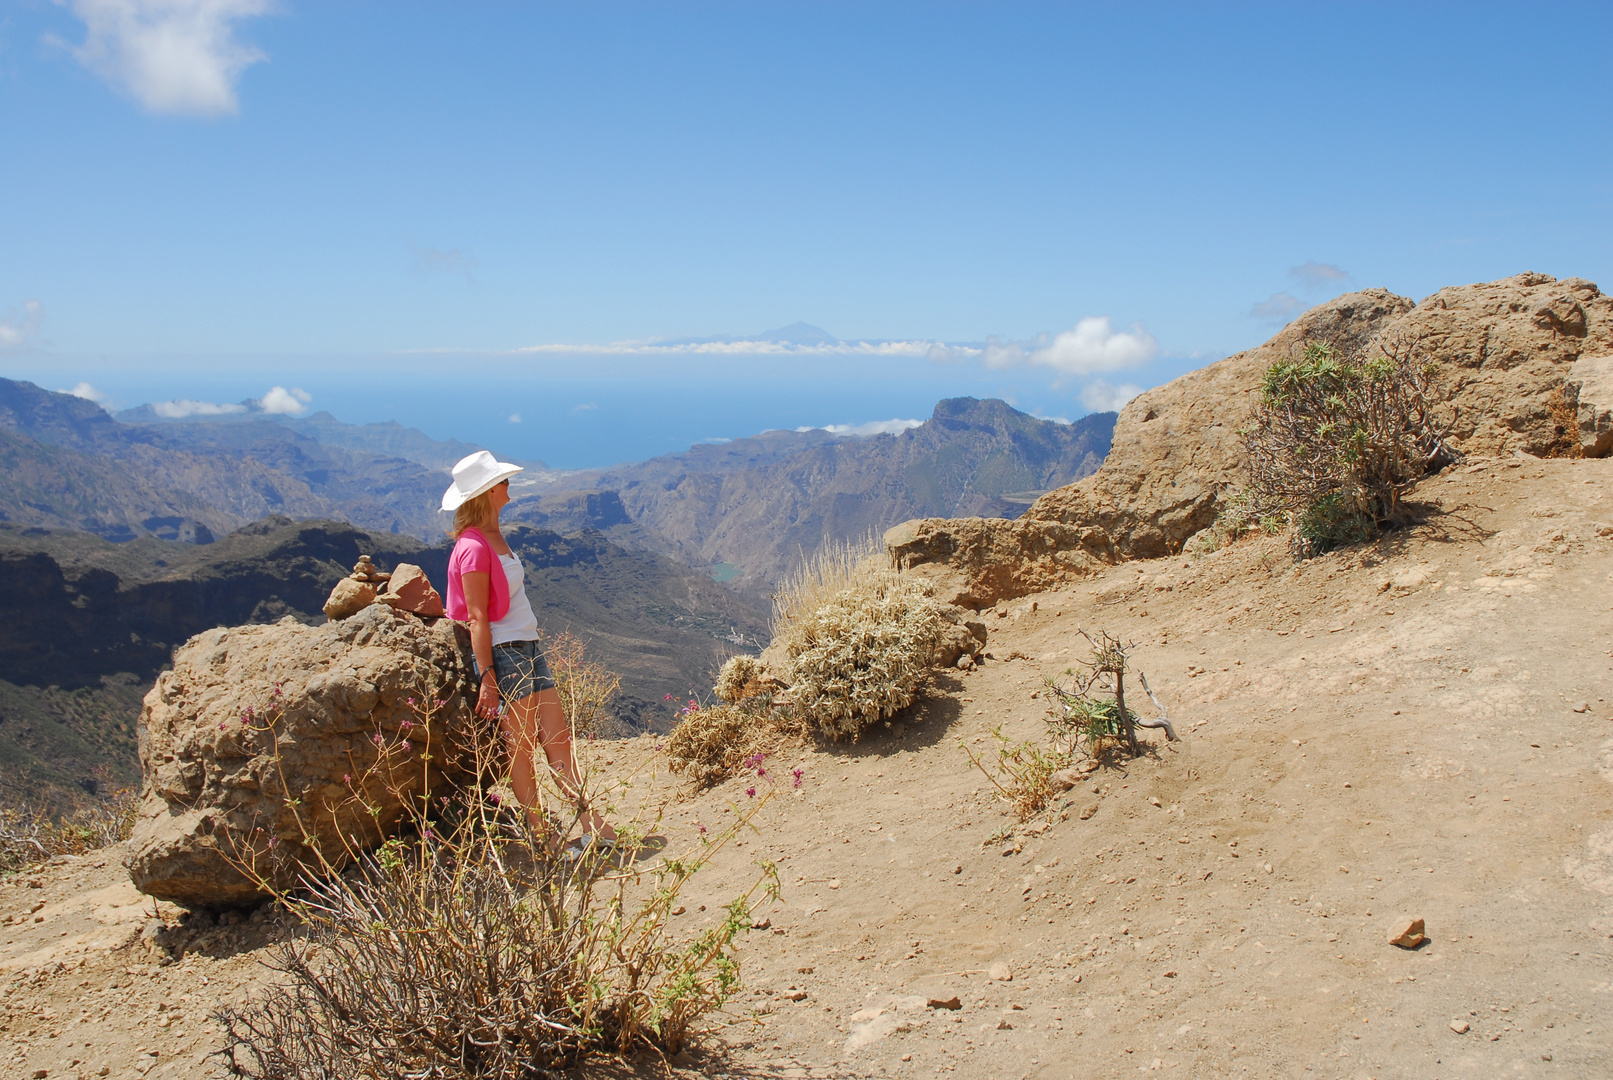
[490,552,540,645]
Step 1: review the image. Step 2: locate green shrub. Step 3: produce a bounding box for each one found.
[1240,337,1458,556]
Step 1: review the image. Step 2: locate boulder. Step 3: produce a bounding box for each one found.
[323,577,377,620]
[379,563,445,618]
[128,605,477,906]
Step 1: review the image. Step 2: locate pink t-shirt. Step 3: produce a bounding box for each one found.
[445,526,511,623]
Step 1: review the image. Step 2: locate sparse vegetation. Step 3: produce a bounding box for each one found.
[540,629,622,738]
[967,631,1174,822]
[1544,384,1587,459]
[0,778,138,873]
[1240,336,1458,557]
[215,649,777,1078]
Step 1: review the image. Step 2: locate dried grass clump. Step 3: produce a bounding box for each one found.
[1241,336,1459,557]
[770,532,885,638]
[713,654,769,704]
[665,703,774,789]
[780,572,943,741]
[0,782,138,873]
[1545,384,1587,459]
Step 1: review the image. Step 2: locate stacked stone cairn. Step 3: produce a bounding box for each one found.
[323,554,445,621]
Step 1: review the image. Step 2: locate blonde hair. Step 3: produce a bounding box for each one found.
[451,488,499,539]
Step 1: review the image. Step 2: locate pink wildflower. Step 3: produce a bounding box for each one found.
[342,773,351,784]
[745,786,757,798]
[792,768,804,788]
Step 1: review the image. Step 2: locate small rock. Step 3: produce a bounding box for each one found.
[901,1053,912,1061]
[1450,1020,1470,1034]
[1048,769,1081,793]
[1163,970,1177,978]
[752,917,772,931]
[988,961,1013,981]
[670,906,686,916]
[33,1070,48,1079]
[1389,917,1427,949]
[1573,702,1590,713]
[950,864,962,875]
[1263,862,1273,874]
[784,990,808,1001]
[956,654,975,671]
[928,996,962,1010]
[1079,803,1099,821]
[997,1019,1013,1030]
[323,577,377,620]
[1148,796,1161,808]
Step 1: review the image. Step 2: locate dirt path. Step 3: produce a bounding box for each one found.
[4,457,1611,1079]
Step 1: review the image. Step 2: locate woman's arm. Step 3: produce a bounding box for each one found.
[461,570,500,718]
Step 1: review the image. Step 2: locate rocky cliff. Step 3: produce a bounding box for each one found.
[891,272,1613,604]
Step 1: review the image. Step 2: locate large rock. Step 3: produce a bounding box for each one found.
[379,563,446,618]
[892,273,1613,606]
[128,604,476,906]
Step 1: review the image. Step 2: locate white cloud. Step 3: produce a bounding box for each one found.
[258,385,310,414]
[508,412,522,424]
[1025,318,1159,375]
[0,299,44,350]
[1289,261,1349,289]
[152,397,247,418]
[796,418,925,438]
[1080,380,1144,413]
[62,381,110,405]
[1249,292,1307,321]
[931,317,1159,377]
[571,402,597,414]
[58,0,272,117]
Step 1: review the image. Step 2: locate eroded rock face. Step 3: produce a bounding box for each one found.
[892,273,1613,606]
[128,604,476,906]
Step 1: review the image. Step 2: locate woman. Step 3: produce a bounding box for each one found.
[441,450,616,849]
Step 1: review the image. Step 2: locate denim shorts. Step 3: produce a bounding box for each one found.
[490,639,556,703]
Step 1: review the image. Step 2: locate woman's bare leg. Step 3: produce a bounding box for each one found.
[533,686,616,842]
[498,693,549,837]
[502,688,615,842]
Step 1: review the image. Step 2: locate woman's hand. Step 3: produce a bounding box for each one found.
[477,671,501,719]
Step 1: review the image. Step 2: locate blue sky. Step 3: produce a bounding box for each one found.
[2,2,1610,466]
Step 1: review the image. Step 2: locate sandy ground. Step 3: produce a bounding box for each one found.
[3,455,1611,1079]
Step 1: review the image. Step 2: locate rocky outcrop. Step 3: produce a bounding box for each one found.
[1400,273,1613,456]
[885,516,1117,609]
[128,604,476,906]
[892,273,1613,606]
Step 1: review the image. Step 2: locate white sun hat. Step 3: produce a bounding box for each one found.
[441,450,524,512]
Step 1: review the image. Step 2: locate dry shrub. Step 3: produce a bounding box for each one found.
[1241,336,1459,556]
[0,780,138,873]
[664,703,774,789]
[770,532,885,638]
[963,730,1064,822]
[1545,384,1587,459]
[779,572,943,741]
[713,654,769,704]
[541,630,622,737]
[216,654,776,1077]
